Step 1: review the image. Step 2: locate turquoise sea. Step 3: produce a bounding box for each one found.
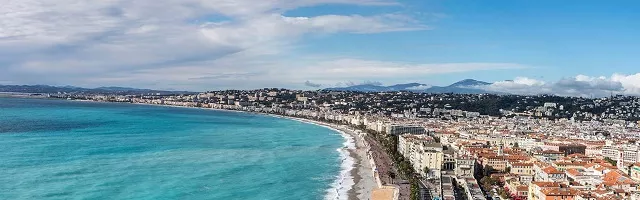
[0,98,346,200]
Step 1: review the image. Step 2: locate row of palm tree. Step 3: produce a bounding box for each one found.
[369,131,421,200]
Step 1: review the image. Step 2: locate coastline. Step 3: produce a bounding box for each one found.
[77,100,379,200]
[275,116,377,200]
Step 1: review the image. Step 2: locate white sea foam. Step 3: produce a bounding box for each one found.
[280,117,356,200]
[220,114,357,200]
[324,128,356,200]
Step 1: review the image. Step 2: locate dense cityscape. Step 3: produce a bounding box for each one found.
[22,88,640,200]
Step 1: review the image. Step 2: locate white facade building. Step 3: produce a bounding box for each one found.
[387,124,426,135]
[398,134,443,177]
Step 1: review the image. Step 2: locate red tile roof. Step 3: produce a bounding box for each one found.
[542,166,563,174]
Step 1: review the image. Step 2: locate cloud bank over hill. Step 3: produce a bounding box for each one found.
[477,74,640,97]
[322,74,640,97]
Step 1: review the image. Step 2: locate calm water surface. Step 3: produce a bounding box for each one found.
[0,98,343,200]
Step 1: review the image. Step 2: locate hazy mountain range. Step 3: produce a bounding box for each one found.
[0,85,195,95]
[1,79,496,95]
[324,79,494,93]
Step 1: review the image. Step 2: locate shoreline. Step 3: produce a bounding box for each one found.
[72,100,378,200]
[271,116,377,200]
[144,104,379,200]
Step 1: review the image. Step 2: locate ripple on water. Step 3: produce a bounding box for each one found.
[0,98,345,200]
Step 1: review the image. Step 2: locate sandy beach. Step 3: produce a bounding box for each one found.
[345,127,377,200]
[280,117,378,200]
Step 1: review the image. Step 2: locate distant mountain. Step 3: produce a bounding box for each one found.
[324,84,389,92]
[387,83,432,91]
[324,83,432,92]
[0,85,196,95]
[448,79,491,87]
[95,86,144,91]
[93,86,176,93]
[421,86,491,94]
[324,79,496,94]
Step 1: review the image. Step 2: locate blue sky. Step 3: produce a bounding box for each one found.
[295,0,640,83]
[1,0,639,95]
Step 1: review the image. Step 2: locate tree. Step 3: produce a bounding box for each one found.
[480,177,497,191]
[387,171,396,184]
[483,165,494,177]
[604,157,617,166]
[498,188,509,199]
[513,142,519,149]
[410,181,420,200]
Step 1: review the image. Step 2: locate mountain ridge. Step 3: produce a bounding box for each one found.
[448,79,491,87]
[0,84,196,95]
[324,79,495,94]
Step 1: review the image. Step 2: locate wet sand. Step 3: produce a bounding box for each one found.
[343,128,377,200]
[281,117,377,200]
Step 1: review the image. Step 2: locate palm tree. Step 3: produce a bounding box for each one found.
[424,166,430,177]
[388,171,396,184]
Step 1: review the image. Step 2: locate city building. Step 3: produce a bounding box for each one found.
[386,124,426,135]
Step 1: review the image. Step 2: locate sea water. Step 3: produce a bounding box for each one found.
[0,98,348,200]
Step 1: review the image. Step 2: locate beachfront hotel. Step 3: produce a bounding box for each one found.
[386,124,427,135]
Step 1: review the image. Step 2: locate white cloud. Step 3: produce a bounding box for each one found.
[478,74,640,97]
[280,14,427,33]
[73,56,527,90]
[197,13,421,50]
[1,0,547,92]
[406,85,433,90]
[482,77,547,95]
[612,73,640,95]
[513,77,545,86]
[0,0,429,88]
[494,77,545,86]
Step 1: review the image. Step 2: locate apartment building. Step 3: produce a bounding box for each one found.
[455,155,475,177]
[387,124,426,135]
[398,134,444,177]
[602,144,640,168]
[529,182,578,200]
[535,166,567,182]
[483,155,507,171]
[510,163,534,176]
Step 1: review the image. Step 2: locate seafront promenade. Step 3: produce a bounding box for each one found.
[279,117,400,200]
[334,125,401,200]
